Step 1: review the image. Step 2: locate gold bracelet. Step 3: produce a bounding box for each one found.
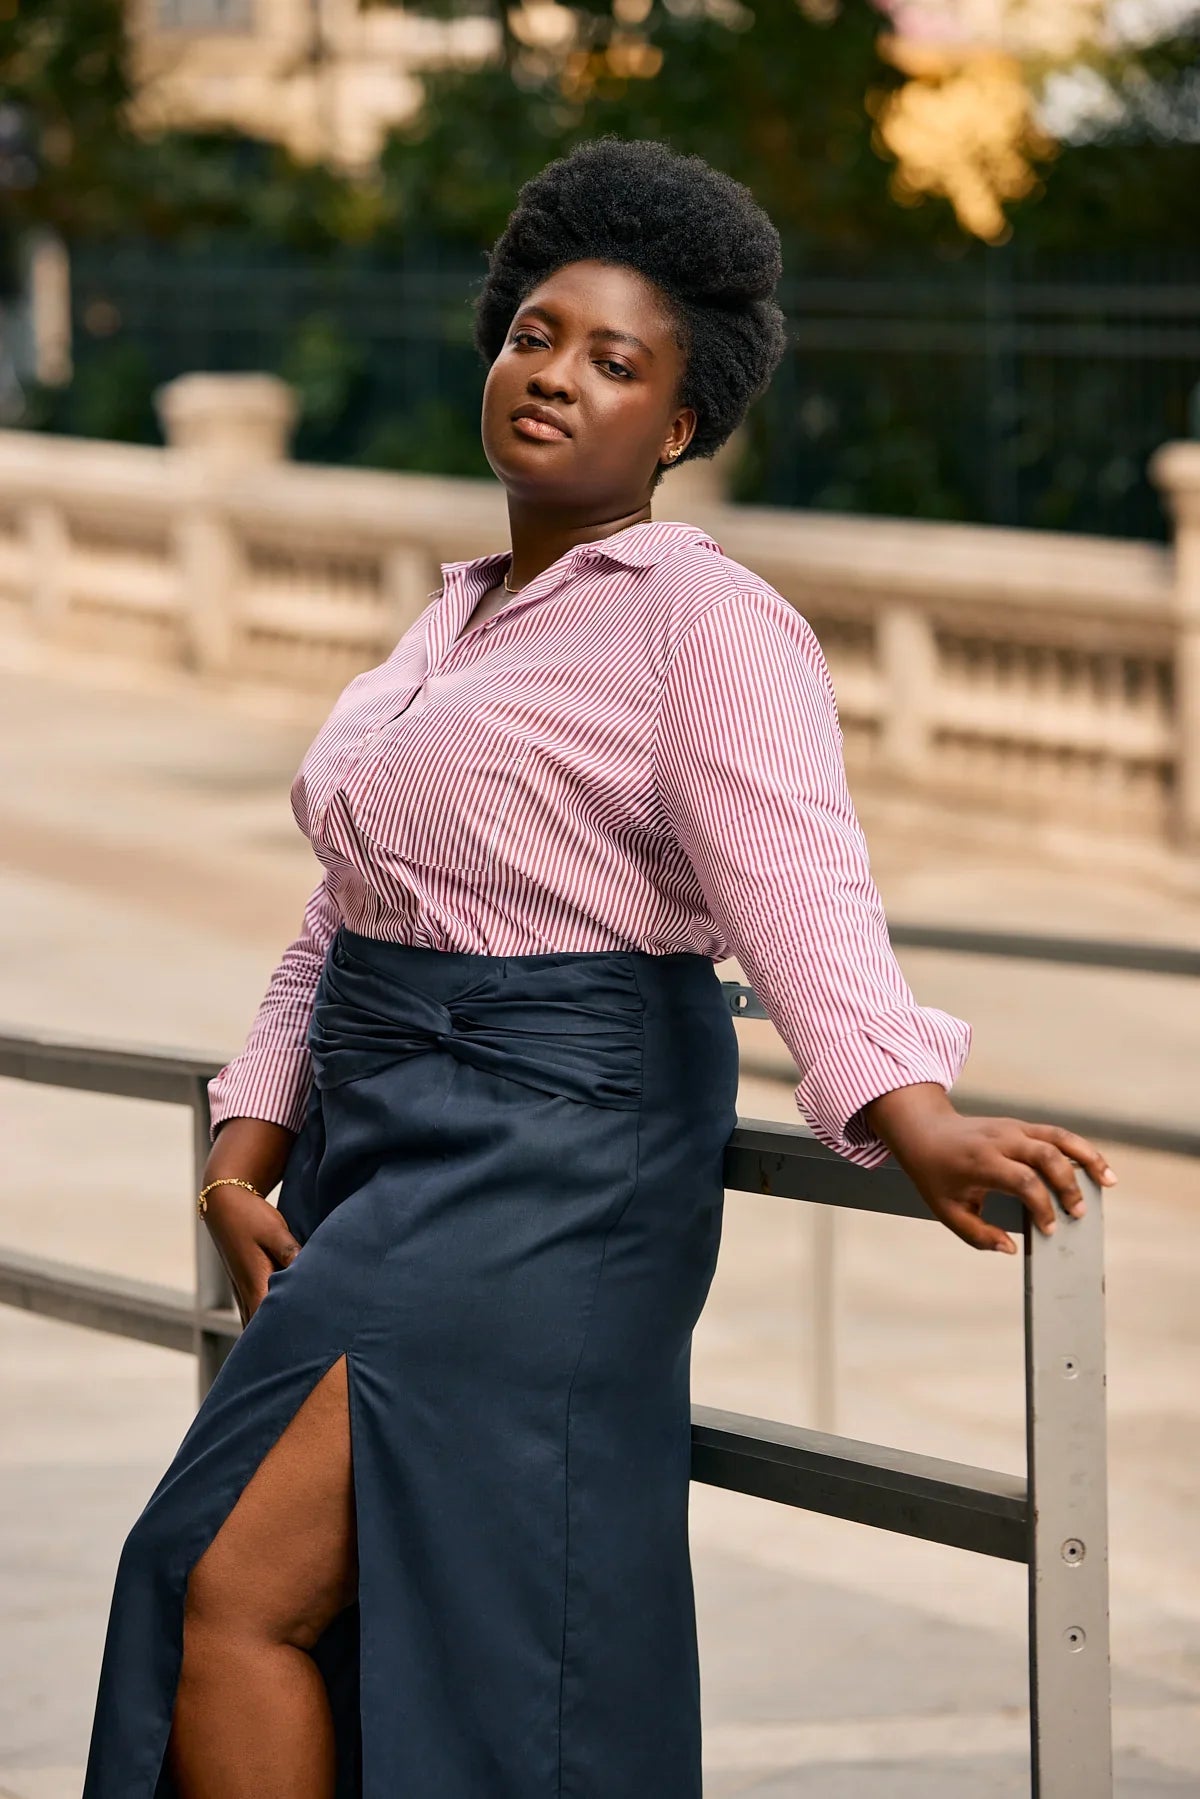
[198,1176,264,1217]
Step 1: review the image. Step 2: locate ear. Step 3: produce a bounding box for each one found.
[659,406,697,467]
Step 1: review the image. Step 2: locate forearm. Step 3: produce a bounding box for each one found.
[202,1116,298,1198]
[207,873,340,1139]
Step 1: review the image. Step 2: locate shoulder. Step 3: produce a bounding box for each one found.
[618,524,813,658]
[653,541,824,668]
[649,543,839,725]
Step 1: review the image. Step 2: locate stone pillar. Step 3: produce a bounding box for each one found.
[1149,441,1200,849]
[23,498,69,638]
[155,374,298,676]
[27,230,72,388]
[876,601,937,785]
[156,373,297,468]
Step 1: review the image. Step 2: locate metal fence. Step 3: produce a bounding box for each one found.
[42,243,1200,539]
[0,999,1115,1794]
[756,249,1200,541]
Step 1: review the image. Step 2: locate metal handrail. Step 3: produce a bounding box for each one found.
[0,1024,1112,1794]
[887,923,1200,978]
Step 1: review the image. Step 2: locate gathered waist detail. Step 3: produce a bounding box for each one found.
[305,927,719,1111]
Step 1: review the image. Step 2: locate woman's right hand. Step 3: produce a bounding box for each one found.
[203,1182,303,1327]
[199,1117,303,1327]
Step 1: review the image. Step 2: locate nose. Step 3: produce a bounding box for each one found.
[528,353,577,405]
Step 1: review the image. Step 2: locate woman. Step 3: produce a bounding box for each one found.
[83,138,1115,1799]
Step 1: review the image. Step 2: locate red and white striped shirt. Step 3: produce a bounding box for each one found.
[209,519,970,1167]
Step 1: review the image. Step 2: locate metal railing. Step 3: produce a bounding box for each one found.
[0,1013,1113,1796]
[728,920,1198,1438]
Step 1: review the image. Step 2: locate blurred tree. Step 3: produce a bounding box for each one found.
[870,42,1055,243]
[0,0,131,236]
[1013,20,1200,247]
[382,0,960,254]
[6,0,1197,256]
[383,0,1200,254]
[0,0,379,246]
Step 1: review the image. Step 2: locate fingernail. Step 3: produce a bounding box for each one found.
[1102,1169,1118,1185]
[1044,1219,1057,1234]
[993,1239,1016,1254]
[1068,1201,1086,1217]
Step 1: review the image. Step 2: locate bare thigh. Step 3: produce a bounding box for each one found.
[184,1351,358,1648]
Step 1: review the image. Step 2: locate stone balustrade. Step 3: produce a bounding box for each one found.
[0,373,1196,852]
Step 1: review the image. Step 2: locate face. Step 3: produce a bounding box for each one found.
[480,259,696,512]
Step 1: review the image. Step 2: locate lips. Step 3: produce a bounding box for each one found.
[511,403,571,442]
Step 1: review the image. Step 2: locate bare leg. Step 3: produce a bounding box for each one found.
[165,1354,357,1799]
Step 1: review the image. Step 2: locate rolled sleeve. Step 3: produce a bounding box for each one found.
[798,1001,973,1169]
[654,591,971,1168]
[207,874,340,1138]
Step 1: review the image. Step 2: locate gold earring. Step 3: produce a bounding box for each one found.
[665,447,682,462]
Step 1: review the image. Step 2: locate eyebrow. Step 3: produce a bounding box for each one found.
[516,303,656,359]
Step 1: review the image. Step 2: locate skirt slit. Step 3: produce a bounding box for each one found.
[90,1336,373,1799]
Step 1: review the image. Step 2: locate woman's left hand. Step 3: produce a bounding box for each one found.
[862,1083,1118,1255]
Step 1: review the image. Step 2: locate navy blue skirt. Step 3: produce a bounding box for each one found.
[83,929,740,1797]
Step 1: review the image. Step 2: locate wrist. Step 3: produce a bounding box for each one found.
[198,1175,265,1219]
[862,1082,957,1156]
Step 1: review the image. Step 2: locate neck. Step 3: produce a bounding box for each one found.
[504,498,653,591]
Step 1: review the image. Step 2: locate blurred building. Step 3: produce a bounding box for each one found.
[125,0,499,168]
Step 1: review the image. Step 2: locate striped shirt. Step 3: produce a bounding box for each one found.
[209,519,970,1167]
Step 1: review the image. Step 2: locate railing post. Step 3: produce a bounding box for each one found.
[23,498,70,638]
[156,373,298,678]
[809,1205,837,1432]
[189,1076,235,1400]
[876,601,937,785]
[1149,440,1200,848]
[1024,1175,1112,1797]
[173,503,244,677]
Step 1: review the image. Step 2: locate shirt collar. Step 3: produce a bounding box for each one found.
[438,519,721,588]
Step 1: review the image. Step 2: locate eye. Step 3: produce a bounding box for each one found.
[597,358,634,380]
[510,328,548,350]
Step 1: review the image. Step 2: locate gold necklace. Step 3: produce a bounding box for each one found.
[503,570,522,595]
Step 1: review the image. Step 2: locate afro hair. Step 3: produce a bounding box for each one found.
[474,138,788,468]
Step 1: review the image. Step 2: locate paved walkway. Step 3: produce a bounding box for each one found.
[0,642,1198,1794]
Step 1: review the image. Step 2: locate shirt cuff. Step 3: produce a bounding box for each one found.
[796,1003,973,1170]
[207,1047,315,1140]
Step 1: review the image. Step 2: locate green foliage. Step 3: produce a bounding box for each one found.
[356,397,491,477]
[113,132,383,251]
[383,0,1200,257]
[21,336,157,440]
[280,311,371,460]
[0,0,131,235]
[0,0,384,246]
[8,0,1199,261]
[383,0,947,254]
[1012,23,1200,248]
